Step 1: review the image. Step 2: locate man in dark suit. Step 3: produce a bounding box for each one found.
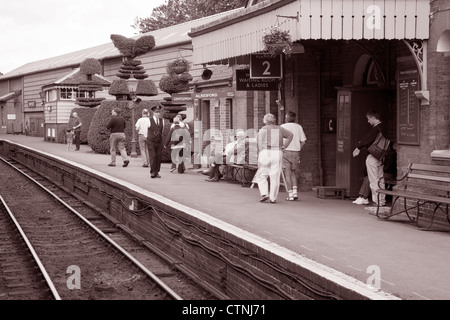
[147,105,165,178]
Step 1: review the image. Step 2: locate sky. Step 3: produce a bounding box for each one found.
[0,0,167,75]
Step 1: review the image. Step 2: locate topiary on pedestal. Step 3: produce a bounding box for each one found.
[75,58,106,107]
[158,57,192,121]
[109,34,158,100]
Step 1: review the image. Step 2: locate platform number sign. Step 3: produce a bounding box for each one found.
[250,54,282,79]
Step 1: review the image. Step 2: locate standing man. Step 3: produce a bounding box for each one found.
[106,108,130,167]
[135,106,150,167]
[72,111,82,151]
[352,110,387,206]
[281,111,307,201]
[147,105,165,178]
[254,113,293,203]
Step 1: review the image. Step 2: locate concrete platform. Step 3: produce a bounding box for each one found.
[2,134,450,300]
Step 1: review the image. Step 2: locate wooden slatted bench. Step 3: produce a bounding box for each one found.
[221,163,258,187]
[220,138,258,187]
[375,163,450,230]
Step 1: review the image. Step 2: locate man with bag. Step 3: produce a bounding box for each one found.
[352,110,389,206]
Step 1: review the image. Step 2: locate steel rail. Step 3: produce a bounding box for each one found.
[0,195,62,300]
[0,157,182,300]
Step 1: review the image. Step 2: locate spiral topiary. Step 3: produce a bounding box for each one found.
[76,58,106,107]
[109,34,158,99]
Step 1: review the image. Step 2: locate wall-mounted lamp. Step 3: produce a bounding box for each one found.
[201,65,213,80]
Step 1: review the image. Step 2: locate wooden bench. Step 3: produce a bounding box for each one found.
[375,163,450,230]
[221,163,258,187]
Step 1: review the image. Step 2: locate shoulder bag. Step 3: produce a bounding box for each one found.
[367,132,391,162]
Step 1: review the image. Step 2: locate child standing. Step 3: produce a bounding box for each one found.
[66,129,75,151]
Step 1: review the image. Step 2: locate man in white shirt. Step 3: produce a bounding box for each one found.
[281,111,307,200]
[135,106,150,167]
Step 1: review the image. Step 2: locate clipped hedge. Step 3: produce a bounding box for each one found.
[87,100,172,161]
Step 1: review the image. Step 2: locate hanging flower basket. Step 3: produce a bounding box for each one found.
[265,43,292,56]
[262,28,292,57]
[166,58,190,75]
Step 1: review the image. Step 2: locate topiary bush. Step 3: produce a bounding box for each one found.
[109,34,157,99]
[87,100,168,156]
[76,58,106,107]
[79,58,102,75]
[135,80,158,96]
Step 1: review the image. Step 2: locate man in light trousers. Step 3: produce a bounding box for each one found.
[135,106,150,167]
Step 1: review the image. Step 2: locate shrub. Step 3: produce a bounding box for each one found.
[108,79,130,96]
[159,74,190,94]
[110,34,155,59]
[76,59,106,107]
[79,58,102,75]
[87,100,166,156]
[135,80,158,96]
[110,34,135,58]
[134,35,156,57]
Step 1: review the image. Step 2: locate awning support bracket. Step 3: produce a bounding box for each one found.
[403,39,429,105]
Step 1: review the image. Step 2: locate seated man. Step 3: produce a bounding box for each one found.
[205,130,247,182]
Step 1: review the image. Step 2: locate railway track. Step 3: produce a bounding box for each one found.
[0,195,59,300]
[0,156,213,300]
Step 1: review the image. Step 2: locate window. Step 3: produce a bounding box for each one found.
[60,88,73,100]
[76,89,89,98]
[60,87,92,100]
[46,90,57,102]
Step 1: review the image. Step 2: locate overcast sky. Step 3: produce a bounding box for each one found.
[0,0,167,74]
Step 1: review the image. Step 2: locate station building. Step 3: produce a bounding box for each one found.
[189,0,450,196]
[0,0,449,197]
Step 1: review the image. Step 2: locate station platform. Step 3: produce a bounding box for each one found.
[2,134,449,300]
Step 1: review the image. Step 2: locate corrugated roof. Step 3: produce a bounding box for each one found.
[42,68,112,88]
[0,8,243,80]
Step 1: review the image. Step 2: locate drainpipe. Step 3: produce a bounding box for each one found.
[316,54,324,186]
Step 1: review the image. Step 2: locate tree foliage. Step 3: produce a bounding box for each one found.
[133,0,247,33]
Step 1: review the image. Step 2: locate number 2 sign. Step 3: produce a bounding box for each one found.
[250,54,282,79]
